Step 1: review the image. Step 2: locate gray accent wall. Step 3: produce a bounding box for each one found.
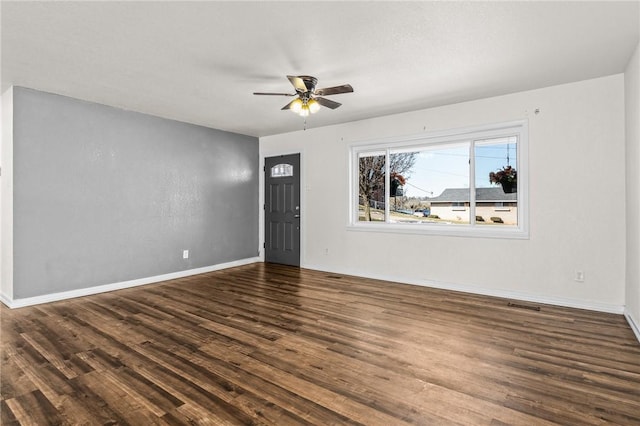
[12,87,258,299]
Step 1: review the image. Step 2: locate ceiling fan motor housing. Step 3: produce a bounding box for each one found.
[297,76,318,93]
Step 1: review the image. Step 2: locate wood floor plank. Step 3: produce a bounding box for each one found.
[0,349,38,401]
[2,390,65,426]
[1,399,21,425]
[2,263,640,425]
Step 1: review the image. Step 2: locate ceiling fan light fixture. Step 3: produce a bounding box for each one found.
[299,104,310,117]
[307,98,320,114]
[290,98,303,113]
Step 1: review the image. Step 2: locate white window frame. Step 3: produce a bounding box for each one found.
[348,120,529,239]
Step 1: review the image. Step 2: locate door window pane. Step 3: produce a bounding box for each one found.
[271,163,294,178]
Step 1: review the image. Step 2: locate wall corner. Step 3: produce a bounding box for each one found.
[1,86,14,301]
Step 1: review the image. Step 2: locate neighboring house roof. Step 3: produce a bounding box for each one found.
[429,187,517,203]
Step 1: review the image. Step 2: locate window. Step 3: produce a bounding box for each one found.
[271,163,293,178]
[350,120,528,238]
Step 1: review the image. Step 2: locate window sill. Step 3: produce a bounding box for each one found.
[347,222,529,239]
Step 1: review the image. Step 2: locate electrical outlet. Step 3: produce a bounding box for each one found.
[183,250,189,259]
[574,270,584,282]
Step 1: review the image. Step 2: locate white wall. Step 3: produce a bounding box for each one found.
[1,87,14,302]
[625,40,640,338]
[260,75,626,313]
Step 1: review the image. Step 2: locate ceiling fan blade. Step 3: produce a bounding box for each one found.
[287,76,308,93]
[315,84,354,96]
[315,97,342,109]
[281,98,300,110]
[253,92,295,96]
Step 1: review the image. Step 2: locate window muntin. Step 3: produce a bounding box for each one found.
[350,121,527,238]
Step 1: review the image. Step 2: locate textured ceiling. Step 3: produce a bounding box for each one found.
[2,1,639,137]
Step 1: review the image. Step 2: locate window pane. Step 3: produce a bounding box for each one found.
[392,144,470,225]
[270,163,293,177]
[358,152,386,222]
[475,137,518,226]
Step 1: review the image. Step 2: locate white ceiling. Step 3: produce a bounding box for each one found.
[2,1,639,138]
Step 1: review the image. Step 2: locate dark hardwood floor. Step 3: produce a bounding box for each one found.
[1,263,639,425]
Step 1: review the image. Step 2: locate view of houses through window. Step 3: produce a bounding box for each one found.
[355,126,522,231]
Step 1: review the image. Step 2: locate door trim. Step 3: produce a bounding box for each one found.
[259,149,304,266]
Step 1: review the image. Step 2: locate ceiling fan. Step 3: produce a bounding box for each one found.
[253,75,353,117]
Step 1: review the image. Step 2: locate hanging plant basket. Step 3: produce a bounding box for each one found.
[500,180,517,193]
[489,166,517,194]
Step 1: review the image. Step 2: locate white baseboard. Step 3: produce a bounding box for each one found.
[303,263,625,315]
[1,257,260,309]
[0,293,14,309]
[624,310,640,344]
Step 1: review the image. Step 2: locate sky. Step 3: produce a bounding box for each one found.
[398,137,517,198]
